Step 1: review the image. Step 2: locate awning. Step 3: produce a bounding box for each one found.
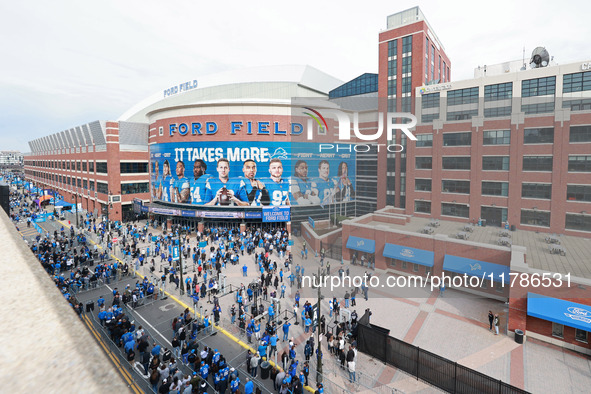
[528,293,591,332]
[54,200,74,208]
[383,244,434,267]
[443,254,510,284]
[346,236,375,254]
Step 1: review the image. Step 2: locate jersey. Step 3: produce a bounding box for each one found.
[263,177,290,206]
[151,174,161,200]
[160,175,174,202]
[204,177,248,205]
[239,177,266,206]
[173,176,190,203]
[190,176,210,205]
[312,177,336,205]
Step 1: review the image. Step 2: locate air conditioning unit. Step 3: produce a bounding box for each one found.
[109,195,121,204]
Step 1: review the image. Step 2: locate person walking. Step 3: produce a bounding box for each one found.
[494,314,500,335]
[488,311,494,331]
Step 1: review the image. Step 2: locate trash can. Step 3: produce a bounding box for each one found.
[515,329,524,344]
[511,224,516,232]
[260,361,271,380]
[85,301,95,313]
[481,219,487,227]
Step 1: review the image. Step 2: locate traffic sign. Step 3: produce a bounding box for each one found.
[113,237,118,243]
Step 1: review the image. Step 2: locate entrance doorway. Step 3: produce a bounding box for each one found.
[480,206,507,227]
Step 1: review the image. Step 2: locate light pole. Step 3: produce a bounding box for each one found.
[72,193,79,228]
[316,266,323,384]
[178,228,185,296]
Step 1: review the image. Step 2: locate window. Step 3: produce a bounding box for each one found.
[575,329,588,343]
[483,130,510,145]
[523,156,552,172]
[421,93,440,109]
[442,203,469,218]
[482,182,509,197]
[522,76,556,97]
[568,156,591,172]
[442,180,470,194]
[422,113,439,123]
[89,161,94,173]
[563,99,591,111]
[83,179,88,189]
[552,322,564,338]
[484,106,512,118]
[414,200,431,213]
[442,156,471,170]
[447,87,479,106]
[402,35,412,53]
[566,214,591,232]
[76,161,81,171]
[563,71,591,93]
[96,162,108,173]
[388,79,397,96]
[82,161,87,172]
[120,162,149,174]
[416,157,432,169]
[401,261,408,270]
[401,76,411,94]
[570,125,591,142]
[482,156,510,171]
[388,39,398,57]
[97,182,109,194]
[402,56,412,74]
[89,181,95,192]
[122,182,150,194]
[522,183,552,199]
[524,127,554,144]
[521,102,555,114]
[521,209,550,227]
[66,161,70,170]
[387,176,395,192]
[413,263,420,273]
[443,132,471,146]
[76,178,81,188]
[567,185,591,202]
[415,179,432,191]
[484,82,513,101]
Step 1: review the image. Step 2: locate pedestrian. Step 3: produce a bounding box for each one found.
[488,310,494,331]
[440,283,445,297]
[494,314,500,335]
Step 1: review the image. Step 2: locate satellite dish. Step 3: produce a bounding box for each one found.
[529,47,550,68]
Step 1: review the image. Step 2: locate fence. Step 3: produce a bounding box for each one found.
[357,323,530,394]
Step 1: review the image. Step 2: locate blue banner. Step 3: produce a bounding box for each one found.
[262,206,290,222]
[245,211,262,219]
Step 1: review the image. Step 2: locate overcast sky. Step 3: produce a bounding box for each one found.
[1,0,589,152]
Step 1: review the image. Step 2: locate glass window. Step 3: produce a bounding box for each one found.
[401,56,412,74]
[402,35,412,53]
[415,157,432,169]
[521,102,555,114]
[566,214,591,232]
[521,209,550,227]
[523,156,552,172]
[483,130,510,145]
[388,79,397,96]
[447,87,479,106]
[568,156,591,172]
[442,157,471,170]
[562,99,591,111]
[484,106,512,118]
[575,329,588,343]
[522,183,552,199]
[442,180,470,194]
[421,93,440,109]
[570,125,591,142]
[484,82,513,101]
[482,182,509,196]
[416,134,433,147]
[121,182,150,195]
[120,162,149,174]
[401,261,407,270]
[422,113,439,123]
[442,203,469,218]
[97,182,109,194]
[522,76,556,97]
[401,76,411,94]
[567,185,591,202]
[89,181,95,192]
[388,39,398,57]
[413,263,420,273]
[415,179,432,191]
[563,71,591,93]
[89,161,94,173]
[552,322,564,338]
[96,162,108,174]
[483,156,510,171]
[76,178,81,188]
[66,161,70,170]
[76,161,81,171]
[524,128,554,144]
[443,132,471,146]
[415,200,431,214]
[83,179,88,189]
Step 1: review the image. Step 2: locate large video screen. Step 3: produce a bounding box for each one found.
[150,141,356,207]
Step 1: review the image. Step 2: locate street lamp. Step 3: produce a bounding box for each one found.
[316,266,323,384]
[71,193,79,228]
[178,228,185,295]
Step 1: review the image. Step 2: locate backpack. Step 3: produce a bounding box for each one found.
[127,350,135,361]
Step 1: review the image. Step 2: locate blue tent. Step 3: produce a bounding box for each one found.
[54,200,75,208]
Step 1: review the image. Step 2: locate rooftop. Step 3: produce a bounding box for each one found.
[350,209,591,279]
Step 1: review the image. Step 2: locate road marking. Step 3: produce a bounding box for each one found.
[158,302,176,312]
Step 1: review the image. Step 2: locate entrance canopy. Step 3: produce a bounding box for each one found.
[528,292,591,332]
[346,236,375,254]
[443,255,510,284]
[383,244,434,267]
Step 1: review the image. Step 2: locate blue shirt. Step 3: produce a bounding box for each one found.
[263,177,289,206]
[312,177,336,205]
[244,380,254,394]
[204,177,248,204]
[190,175,210,204]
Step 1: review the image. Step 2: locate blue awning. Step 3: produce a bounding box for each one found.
[54,200,74,208]
[383,244,434,267]
[346,236,375,254]
[443,255,510,284]
[528,293,591,332]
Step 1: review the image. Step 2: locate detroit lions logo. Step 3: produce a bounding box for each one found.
[271,148,288,160]
[469,263,482,271]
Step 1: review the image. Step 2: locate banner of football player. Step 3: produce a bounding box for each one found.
[149,141,356,208]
